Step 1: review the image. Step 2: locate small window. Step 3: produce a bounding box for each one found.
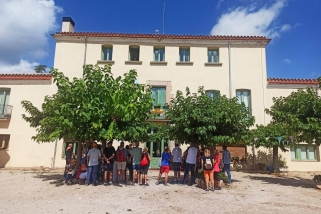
[205,90,220,100]
[0,134,10,150]
[129,46,140,61]
[179,48,190,62]
[291,145,318,161]
[102,46,113,61]
[236,90,252,116]
[61,142,78,159]
[152,87,166,107]
[208,49,219,63]
[154,47,165,62]
[0,88,11,117]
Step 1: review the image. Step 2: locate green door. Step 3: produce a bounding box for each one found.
[144,139,169,169]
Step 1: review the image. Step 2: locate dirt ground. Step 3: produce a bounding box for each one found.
[0,168,321,214]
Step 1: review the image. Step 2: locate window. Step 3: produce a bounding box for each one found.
[102,46,113,61]
[208,49,219,63]
[179,48,190,62]
[61,141,78,159]
[154,47,165,62]
[291,145,318,161]
[236,90,252,116]
[205,90,220,100]
[0,134,10,150]
[129,46,140,61]
[0,88,10,117]
[152,87,166,107]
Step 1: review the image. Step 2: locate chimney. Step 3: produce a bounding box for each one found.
[62,17,75,32]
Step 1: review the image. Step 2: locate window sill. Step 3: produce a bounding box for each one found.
[291,160,319,162]
[125,61,142,65]
[150,61,167,65]
[204,62,223,66]
[176,62,193,65]
[97,60,115,65]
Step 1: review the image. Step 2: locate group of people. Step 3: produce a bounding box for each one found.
[63,141,232,191]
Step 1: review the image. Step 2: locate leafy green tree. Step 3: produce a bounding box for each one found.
[34,65,47,73]
[249,123,290,171]
[165,86,254,146]
[22,64,154,165]
[266,87,321,145]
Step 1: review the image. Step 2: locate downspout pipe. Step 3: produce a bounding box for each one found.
[228,39,232,99]
[83,35,88,79]
[52,138,58,168]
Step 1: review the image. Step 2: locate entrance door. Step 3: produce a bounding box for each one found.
[144,139,169,169]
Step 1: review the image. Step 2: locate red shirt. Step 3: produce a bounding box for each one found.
[214,155,220,172]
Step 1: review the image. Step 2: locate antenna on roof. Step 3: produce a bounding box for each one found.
[163,2,165,34]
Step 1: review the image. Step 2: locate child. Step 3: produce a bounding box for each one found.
[156,146,171,186]
[140,147,151,186]
[64,158,77,185]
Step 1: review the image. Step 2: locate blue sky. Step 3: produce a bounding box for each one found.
[1,0,320,79]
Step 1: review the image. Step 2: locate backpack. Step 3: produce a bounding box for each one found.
[140,153,148,166]
[117,149,125,162]
[205,157,212,170]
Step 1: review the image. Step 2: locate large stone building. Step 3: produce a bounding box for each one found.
[0,17,319,171]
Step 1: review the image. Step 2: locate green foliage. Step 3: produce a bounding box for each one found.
[166,86,254,145]
[266,87,321,145]
[21,64,154,143]
[34,65,47,73]
[219,171,229,183]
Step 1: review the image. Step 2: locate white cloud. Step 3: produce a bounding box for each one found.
[280,24,291,32]
[0,60,39,73]
[282,58,291,64]
[0,0,62,73]
[217,0,226,8]
[210,0,288,38]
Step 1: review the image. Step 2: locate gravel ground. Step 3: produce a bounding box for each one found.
[0,168,321,214]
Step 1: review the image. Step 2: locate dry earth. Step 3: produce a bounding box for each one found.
[0,168,321,214]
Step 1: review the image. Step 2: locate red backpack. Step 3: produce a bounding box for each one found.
[117,149,125,162]
[140,153,149,166]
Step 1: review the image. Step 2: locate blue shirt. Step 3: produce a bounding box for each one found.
[161,152,171,166]
[222,150,231,164]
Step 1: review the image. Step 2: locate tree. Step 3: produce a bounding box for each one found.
[34,65,47,73]
[249,123,290,172]
[165,86,254,146]
[22,64,154,165]
[266,87,321,145]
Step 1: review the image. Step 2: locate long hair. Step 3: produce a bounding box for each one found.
[204,149,211,157]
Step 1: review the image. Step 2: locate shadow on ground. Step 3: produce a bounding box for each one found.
[33,173,66,187]
[246,174,314,189]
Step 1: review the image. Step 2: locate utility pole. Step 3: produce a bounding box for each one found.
[163,2,165,34]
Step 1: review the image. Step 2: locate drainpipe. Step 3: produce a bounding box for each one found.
[52,139,58,168]
[228,39,232,99]
[83,35,88,79]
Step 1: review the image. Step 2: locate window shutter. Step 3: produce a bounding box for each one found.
[158,88,166,106]
[152,89,158,106]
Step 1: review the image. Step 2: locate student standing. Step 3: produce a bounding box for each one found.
[181,143,198,186]
[103,141,115,185]
[222,145,232,183]
[86,142,101,186]
[156,147,171,186]
[131,142,142,185]
[214,150,221,190]
[171,142,182,184]
[140,147,151,186]
[201,149,215,191]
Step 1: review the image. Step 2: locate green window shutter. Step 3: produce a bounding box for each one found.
[296,146,301,160]
[158,88,166,106]
[152,88,158,106]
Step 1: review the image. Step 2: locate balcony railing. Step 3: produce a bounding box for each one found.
[0,105,13,119]
[151,107,167,120]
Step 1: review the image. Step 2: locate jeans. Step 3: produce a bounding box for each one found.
[182,163,195,184]
[64,172,75,181]
[224,164,232,183]
[86,165,98,184]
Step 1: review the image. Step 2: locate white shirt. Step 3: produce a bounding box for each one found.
[87,148,101,166]
[172,147,182,163]
[186,147,198,164]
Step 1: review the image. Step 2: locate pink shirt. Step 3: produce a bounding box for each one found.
[214,156,220,172]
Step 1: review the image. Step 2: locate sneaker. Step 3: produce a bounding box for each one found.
[187,183,193,186]
[104,182,109,186]
[139,183,144,186]
[164,182,169,186]
[155,181,160,185]
[67,181,72,185]
[145,183,149,186]
[214,187,221,190]
[93,182,97,186]
[85,182,89,186]
[205,188,209,191]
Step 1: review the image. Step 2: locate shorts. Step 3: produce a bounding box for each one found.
[140,165,149,174]
[117,161,126,170]
[103,163,113,171]
[214,171,220,181]
[173,162,181,172]
[203,170,214,181]
[133,164,141,171]
[160,166,170,174]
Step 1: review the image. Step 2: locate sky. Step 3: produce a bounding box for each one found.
[0,0,320,79]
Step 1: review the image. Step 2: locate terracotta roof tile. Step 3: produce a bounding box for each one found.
[0,73,52,80]
[267,78,318,85]
[55,32,271,42]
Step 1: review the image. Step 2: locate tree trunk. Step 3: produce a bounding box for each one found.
[76,142,83,168]
[272,145,279,172]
